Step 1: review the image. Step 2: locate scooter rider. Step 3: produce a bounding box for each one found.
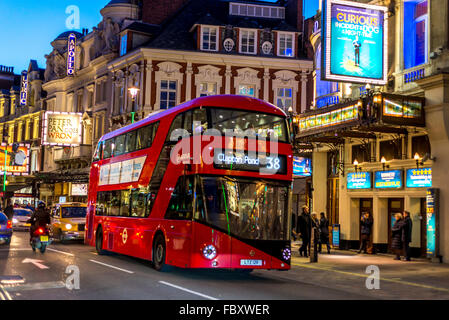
[29,201,51,242]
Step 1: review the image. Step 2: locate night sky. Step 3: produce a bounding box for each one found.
[0,0,319,72]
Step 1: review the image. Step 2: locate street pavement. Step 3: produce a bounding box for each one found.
[1,232,449,300]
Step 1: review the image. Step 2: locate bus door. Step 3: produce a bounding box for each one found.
[193,176,232,268]
[164,175,193,268]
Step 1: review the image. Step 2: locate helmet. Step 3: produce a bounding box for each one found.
[38,201,46,208]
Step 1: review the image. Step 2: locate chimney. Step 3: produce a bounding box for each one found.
[285,0,304,32]
[141,0,189,25]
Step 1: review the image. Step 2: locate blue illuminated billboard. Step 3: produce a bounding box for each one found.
[347,172,371,189]
[322,0,388,85]
[293,157,311,177]
[406,168,432,188]
[374,170,402,189]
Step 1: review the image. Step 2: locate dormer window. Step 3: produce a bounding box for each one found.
[201,26,218,51]
[120,33,128,56]
[277,32,294,57]
[239,29,257,55]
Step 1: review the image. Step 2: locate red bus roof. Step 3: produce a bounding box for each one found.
[100,95,287,142]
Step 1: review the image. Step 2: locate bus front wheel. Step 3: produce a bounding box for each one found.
[152,234,166,272]
[95,226,106,255]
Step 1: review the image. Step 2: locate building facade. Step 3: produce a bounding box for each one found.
[297,0,449,261]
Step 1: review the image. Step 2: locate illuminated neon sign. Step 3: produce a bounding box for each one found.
[67,33,76,76]
[20,71,28,106]
[406,168,432,188]
[374,170,402,189]
[347,172,371,189]
[322,0,388,85]
[299,103,359,132]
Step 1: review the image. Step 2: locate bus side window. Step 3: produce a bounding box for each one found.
[165,114,184,143]
[183,110,193,135]
[125,130,137,153]
[114,134,126,156]
[165,176,193,220]
[130,189,146,217]
[93,141,102,162]
[120,190,131,217]
[193,108,208,135]
[103,138,114,159]
[136,124,153,150]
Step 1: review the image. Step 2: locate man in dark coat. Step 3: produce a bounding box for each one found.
[318,212,331,254]
[4,199,14,220]
[298,206,312,257]
[358,212,373,254]
[391,213,405,260]
[402,211,413,261]
[29,201,51,240]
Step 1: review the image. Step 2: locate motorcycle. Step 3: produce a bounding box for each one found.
[29,225,51,253]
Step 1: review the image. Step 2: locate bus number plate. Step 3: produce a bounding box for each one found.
[240,259,262,266]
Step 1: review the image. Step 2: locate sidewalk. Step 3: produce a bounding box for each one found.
[287,241,449,299]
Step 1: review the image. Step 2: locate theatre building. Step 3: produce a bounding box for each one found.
[296,0,449,260]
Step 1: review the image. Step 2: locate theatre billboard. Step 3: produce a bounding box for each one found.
[42,111,83,146]
[322,0,388,85]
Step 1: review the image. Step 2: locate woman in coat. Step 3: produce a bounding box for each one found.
[391,213,404,260]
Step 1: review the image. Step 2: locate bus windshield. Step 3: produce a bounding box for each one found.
[209,108,289,143]
[61,207,87,218]
[196,176,290,241]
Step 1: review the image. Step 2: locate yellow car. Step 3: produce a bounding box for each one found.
[50,202,87,242]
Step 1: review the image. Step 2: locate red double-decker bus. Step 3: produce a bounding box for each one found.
[85,95,293,271]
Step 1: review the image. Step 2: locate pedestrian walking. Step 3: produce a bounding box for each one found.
[4,199,14,220]
[358,212,373,254]
[318,212,331,254]
[298,206,312,257]
[403,210,413,261]
[391,212,405,260]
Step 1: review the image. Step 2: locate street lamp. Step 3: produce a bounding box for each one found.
[353,159,362,173]
[381,156,390,171]
[128,87,140,123]
[414,153,423,169]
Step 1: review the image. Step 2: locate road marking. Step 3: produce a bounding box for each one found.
[0,248,30,252]
[89,259,134,274]
[0,291,4,300]
[159,281,219,300]
[22,258,49,269]
[292,262,449,293]
[47,248,74,256]
[0,285,12,300]
[4,281,66,292]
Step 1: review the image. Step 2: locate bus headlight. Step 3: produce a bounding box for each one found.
[282,248,291,260]
[65,224,72,230]
[202,245,217,260]
[12,218,18,224]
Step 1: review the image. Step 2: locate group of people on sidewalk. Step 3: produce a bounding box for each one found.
[292,206,331,257]
[358,210,413,261]
[292,206,413,261]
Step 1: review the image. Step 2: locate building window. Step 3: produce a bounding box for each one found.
[238,85,255,97]
[201,27,218,51]
[276,88,293,112]
[352,144,371,163]
[380,140,403,161]
[160,80,177,109]
[278,33,294,57]
[120,33,128,56]
[412,135,431,158]
[240,29,257,54]
[403,0,428,69]
[199,83,217,97]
